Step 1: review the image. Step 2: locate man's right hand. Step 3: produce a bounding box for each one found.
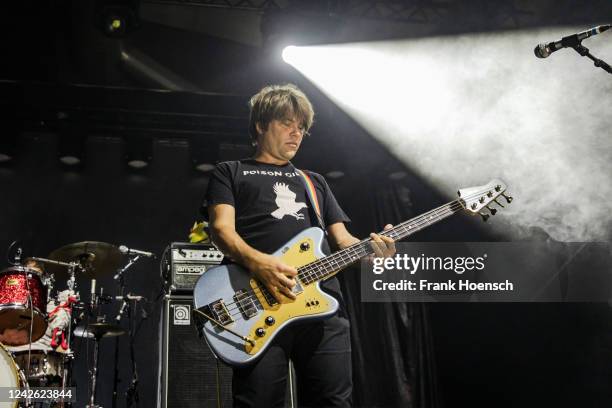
[208,204,298,303]
[248,253,298,303]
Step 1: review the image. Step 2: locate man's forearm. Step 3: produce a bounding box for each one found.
[211,226,264,269]
[336,235,360,250]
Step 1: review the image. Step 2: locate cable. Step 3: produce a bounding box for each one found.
[24,267,34,380]
[6,240,21,266]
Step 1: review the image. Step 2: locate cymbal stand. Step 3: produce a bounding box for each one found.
[85,284,108,408]
[66,262,77,292]
[60,264,80,408]
[28,257,80,407]
[86,329,103,408]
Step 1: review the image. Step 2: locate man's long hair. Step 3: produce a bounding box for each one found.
[248,84,314,146]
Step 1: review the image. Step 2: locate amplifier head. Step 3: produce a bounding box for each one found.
[162,242,224,293]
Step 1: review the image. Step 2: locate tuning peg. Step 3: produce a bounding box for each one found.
[487,191,493,198]
[495,185,502,192]
[502,193,513,204]
[493,198,505,208]
[480,212,490,222]
[486,205,497,215]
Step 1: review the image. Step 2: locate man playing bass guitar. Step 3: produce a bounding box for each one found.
[205,83,395,408]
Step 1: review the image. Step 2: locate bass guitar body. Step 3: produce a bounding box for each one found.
[193,227,339,367]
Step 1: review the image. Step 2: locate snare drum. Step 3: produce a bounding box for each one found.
[0,343,28,408]
[0,266,48,346]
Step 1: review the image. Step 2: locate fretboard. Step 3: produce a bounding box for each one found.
[297,199,464,284]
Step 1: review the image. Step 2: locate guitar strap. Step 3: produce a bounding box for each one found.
[295,168,327,234]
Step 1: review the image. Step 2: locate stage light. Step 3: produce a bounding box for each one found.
[325,170,345,179]
[0,137,17,163]
[192,153,216,173]
[281,45,298,64]
[58,131,85,167]
[282,29,612,242]
[262,9,343,56]
[1,120,20,164]
[94,0,140,38]
[190,136,217,173]
[190,139,253,174]
[106,15,126,37]
[125,136,152,169]
[195,162,215,172]
[388,171,407,181]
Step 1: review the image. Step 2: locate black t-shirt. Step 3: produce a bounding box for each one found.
[205,159,351,301]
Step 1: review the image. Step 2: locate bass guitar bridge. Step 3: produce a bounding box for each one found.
[209,299,233,325]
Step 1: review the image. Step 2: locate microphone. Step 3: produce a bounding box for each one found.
[114,294,146,322]
[116,298,128,322]
[119,245,155,258]
[90,279,96,308]
[535,24,611,58]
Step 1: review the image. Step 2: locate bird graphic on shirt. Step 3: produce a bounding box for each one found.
[271,182,307,220]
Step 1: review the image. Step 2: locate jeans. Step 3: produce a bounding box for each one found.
[232,314,352,408]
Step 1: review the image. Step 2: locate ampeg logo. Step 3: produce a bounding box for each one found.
[176,265,207,274]
[173,304,191,325]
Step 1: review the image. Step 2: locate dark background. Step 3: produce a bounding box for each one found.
[1,1,612,407]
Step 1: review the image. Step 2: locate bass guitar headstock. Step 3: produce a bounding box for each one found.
[458,179,512,222]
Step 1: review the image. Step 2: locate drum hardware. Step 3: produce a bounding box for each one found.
[3,246,88,407]
[76,320,126,408]
[0,265,49,346]
[28,256,81,293]
[27,258,77,270]
[0,343,31,408]
[73,279,121,408]
[77,247,146,408]
[74,322,127,339]
[42,238,129,408]
[12,349,71,382]
[46,242,123,281]
[2,241,148,408]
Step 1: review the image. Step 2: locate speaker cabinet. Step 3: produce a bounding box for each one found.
[158,295,232,408]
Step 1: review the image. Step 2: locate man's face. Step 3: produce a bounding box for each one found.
[257,117,306,162]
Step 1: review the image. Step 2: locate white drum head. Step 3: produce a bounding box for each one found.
[0,344,19,408]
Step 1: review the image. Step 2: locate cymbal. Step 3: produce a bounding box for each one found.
[47,241,123,279]
[74,323,126,339]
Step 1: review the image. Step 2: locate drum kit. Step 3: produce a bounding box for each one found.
[0,241,149,408]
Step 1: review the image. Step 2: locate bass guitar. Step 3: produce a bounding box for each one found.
[193,179,511,366]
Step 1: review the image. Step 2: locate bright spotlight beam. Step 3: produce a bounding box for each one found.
[281,45,299,64]
[284,30,612,242]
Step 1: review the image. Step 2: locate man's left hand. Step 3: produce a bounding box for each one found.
[370,224,396,258]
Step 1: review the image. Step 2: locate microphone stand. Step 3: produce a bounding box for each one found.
[572,43,612,74]
[112,274,125,408]
[125,298,140,408]
[111,255,141,408]
[114,255,141,281]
